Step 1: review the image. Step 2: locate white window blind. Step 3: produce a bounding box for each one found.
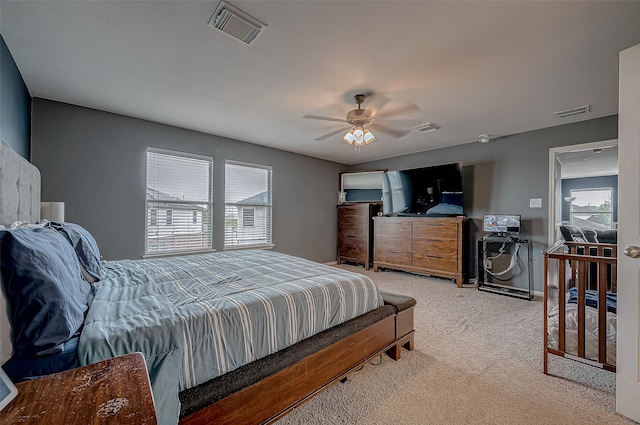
[224,161,272,248]
[146,148,213,255]
[569,187,613,230]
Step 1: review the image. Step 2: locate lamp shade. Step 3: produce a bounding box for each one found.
[363,129,375,144]
[343,130,355,144]
[40,202,65,222]
[344,126,375,147]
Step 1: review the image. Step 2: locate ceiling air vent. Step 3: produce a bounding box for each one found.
[553,105,591,119]
[208,1,266,45]
[414,122,440,133]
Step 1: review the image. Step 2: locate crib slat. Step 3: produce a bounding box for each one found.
[558,259,566,353]
[577,259,586,358]
[598,261,607,365]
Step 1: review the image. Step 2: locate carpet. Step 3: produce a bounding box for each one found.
[275,265,630,425]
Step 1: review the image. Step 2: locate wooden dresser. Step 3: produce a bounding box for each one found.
[337,203,381,270]
[373,216,468,287]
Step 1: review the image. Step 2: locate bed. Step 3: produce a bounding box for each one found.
[0,139,416,425]
[543,240,617,374]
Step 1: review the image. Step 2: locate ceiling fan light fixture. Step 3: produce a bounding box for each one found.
[353,127,365,145]
[343,130,355,144]
[363,129,375,144]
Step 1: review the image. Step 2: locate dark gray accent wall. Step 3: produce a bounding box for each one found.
[31,99,347,262]
[0,35,31,159]
[351,115,618,292]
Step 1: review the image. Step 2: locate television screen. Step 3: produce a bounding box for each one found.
[382,171,412,215]
[483,214,521,234]
[382,163,463,216]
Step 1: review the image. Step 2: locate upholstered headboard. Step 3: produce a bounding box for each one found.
[0,140,41,226]
[0,140,41,363]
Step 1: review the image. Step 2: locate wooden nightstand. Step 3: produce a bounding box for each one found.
[0,352,157,424]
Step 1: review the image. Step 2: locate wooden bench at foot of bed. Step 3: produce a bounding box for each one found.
[179,292,416,425]
[381,291,416,361]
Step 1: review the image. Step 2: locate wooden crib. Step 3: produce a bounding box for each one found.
[543,240,617,373]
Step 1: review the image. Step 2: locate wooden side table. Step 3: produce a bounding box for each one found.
[0,352,157,424]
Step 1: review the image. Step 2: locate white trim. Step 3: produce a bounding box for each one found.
[147,146,213,162]
[226,158,272,171]
[223,244,275,251]
[547,139,617,247]
[142,248,217,259]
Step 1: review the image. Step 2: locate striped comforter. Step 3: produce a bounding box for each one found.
[77,250,382,425]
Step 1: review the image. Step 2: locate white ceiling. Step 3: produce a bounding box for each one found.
[2,1,639,165]
[558,144,618,179]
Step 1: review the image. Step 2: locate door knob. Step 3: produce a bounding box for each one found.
[623,245,640,258]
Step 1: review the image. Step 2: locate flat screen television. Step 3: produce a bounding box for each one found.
[382,162,463,216]
[483,214,521,235]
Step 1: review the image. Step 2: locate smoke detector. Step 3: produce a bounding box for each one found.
[208,1,266,45]
[478,134,491,143]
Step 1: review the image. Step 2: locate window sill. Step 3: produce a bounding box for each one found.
[223,244,275,251]
[142,249,216,259]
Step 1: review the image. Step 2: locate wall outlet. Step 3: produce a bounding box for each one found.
[530,198,542,208]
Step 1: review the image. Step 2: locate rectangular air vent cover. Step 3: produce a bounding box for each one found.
[208,1,265,45]
[553,105,591,119]
[414,122,440,132]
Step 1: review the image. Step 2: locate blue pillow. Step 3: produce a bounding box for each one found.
[0,227,90,357]
[427,203,463,215]
[46,222,102,282]
[441,191,463,207]
[567,287,617,314]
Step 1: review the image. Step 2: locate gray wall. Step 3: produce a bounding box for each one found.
[31,99,347,262]
[0,35,31,159]
[351,115,618,292]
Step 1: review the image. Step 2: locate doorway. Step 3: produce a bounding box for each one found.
[547,139,618,246]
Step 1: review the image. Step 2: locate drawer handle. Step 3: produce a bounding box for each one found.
[388,250,401,253]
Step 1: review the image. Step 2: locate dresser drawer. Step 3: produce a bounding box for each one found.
[412,238,457,257]
[412,253,458,272]
[338,205,367,226]
[375,234,411,252]
[375,219,412,238]
[375,249,411,265]
[413,219,458,240]
[338,243,365,260]
[338,226,365,240]
[375,235,411,265]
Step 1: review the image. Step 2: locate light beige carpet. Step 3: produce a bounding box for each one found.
[275,265,631,425]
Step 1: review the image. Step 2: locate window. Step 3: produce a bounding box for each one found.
[149,209,157,226]
[224,161,272,248]
[146,148,213,255]
[242,208,255,227]
[569,187,613,230]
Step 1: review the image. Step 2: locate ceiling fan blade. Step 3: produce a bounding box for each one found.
[373,118,424,128]
[369,123,411,138]
[374,102,421,120]
[365,94,391,116]
[314,126,352,141]
[303,114,346,124]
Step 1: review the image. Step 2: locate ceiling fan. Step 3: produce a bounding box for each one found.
[303,93,424,145]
